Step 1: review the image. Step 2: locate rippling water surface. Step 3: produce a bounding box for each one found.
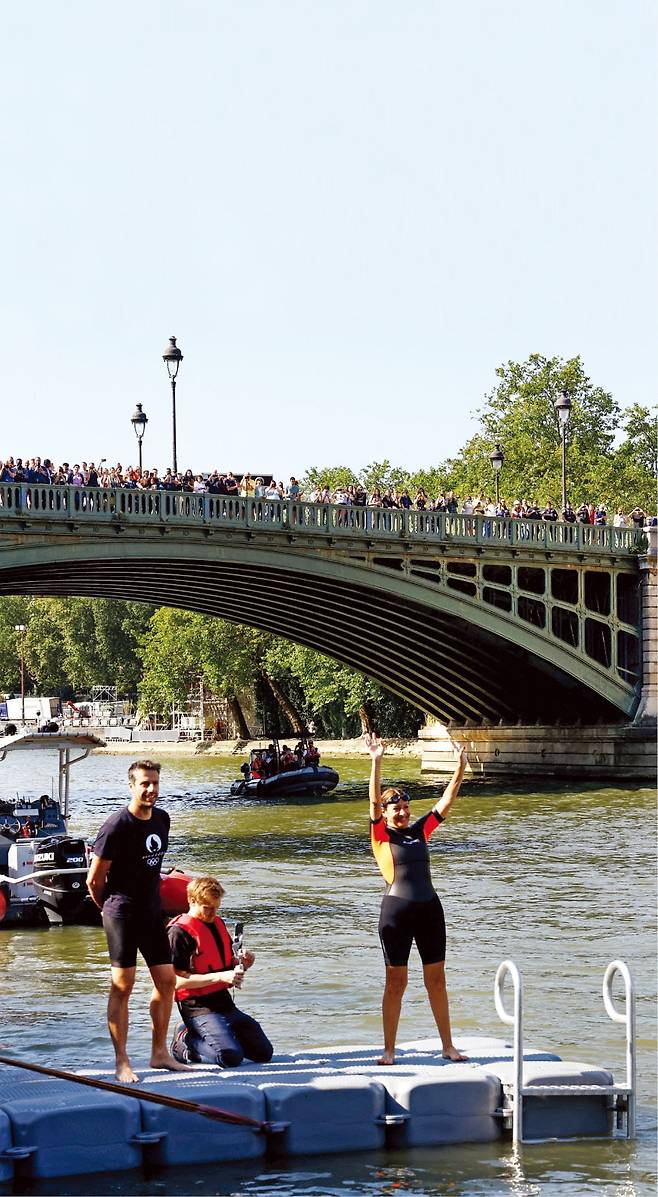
[0,751,655,1196]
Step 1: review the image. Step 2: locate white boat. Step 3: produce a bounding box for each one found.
[0,730,190,927]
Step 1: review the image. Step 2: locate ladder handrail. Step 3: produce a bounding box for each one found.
[602,960,636,1137]
[494,958,635,1144]
[494,960,524,1143]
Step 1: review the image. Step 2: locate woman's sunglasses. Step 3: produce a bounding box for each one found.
[383,791,411,808]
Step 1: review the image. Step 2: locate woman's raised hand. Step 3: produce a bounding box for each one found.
[364,733,385,760]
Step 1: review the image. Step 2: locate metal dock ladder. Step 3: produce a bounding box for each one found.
[494,959,635,1144]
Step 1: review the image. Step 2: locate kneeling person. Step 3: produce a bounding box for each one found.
[168,876,273,1068]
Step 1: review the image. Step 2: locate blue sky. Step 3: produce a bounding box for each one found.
[1,0,655,479]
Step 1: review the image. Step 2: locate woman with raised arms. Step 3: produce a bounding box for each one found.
[365,733,468,1065]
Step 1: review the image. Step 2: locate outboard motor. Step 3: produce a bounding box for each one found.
[32,837,92,925]
[38,720,59,733]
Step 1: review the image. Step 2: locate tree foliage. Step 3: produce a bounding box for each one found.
[305,354,656,513]
[608,404,657,511]
[136,608,422,736]
[137,610,267,716]
[441,354,622,506]
[303,460,452,499]
[0,597,153,695]
[262,639,422,736]
[0,597,34,692]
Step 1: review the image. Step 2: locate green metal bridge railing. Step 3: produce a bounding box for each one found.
[0,484,641,556]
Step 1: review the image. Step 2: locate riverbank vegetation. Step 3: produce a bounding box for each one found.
[0,597,422,738]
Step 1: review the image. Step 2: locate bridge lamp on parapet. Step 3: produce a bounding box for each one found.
[162,335,183,475]
[490,443,504,505]
[554,389,572,513]
[13,624,26,724]
[130,403,148,473]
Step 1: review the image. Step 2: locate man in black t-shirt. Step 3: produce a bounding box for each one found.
[87,759,190,1083]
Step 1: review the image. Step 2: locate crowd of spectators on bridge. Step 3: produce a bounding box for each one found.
[304,488,649,529]
[0,456,651,528]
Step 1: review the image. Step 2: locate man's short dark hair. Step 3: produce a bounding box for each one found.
[128,759,161,782]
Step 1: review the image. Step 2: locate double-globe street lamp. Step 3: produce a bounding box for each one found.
[490,443,504,505]
[162,335,183,475]
[130,403,148,472]
[554,390,572,513]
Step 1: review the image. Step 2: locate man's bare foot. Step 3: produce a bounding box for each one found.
[377,1051,396,1065]
[150,1052,194,1072]
[115,1060,139,1083]
[441,1046,468,1062]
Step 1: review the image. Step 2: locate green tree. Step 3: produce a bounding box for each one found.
[137,611,423,737]
[442,354,622,508]
[302,465,360,494]
[263,639,423,737]
[137,611,304,730]
[358,460,411,494]
[303,459,448,500]
[137,609,209,716]
[0,597,154,695]
[608,404,657,512]
[0,598,35,692]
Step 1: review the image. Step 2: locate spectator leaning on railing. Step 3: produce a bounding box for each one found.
[0,458,651,527]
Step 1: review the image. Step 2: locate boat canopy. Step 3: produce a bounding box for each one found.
[0,731,106,819]
[0,731,106,757]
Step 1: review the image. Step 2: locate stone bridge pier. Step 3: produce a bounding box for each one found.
[633,526,657,724]
[421,528,656,782]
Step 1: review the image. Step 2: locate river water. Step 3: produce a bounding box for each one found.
[0,751,655,1197]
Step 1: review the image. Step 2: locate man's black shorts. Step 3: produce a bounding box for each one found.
[102,908,172,969]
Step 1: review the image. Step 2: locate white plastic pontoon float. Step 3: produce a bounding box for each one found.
[0,959,636,1182]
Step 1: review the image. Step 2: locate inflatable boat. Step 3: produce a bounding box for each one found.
[230,739,339,799]
[230,763,339,799]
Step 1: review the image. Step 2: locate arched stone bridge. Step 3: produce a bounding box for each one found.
[0,484,648,725]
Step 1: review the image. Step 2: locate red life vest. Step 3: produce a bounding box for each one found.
[170,912,234,1001]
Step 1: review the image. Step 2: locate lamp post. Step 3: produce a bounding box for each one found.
[130,403,148,472]
[554,390,572,513]
[14,624,26,723]
[490,443,504,506]
[162,335,183,475]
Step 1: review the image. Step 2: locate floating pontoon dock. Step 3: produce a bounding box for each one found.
[0,960,635,1184]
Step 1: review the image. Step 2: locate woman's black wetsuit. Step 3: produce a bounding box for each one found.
[370,810,446,966]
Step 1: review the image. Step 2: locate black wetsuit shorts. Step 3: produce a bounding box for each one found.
[378,893,446,967]
[102,906,172,969]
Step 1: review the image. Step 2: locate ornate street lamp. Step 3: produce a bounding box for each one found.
[162,335,183,475]
[14,624,26,723]
[130,403,148,472]
[490,443,504,505]
[554,390,572,513]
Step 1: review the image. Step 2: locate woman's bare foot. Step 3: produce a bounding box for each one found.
[377,1051,396,1065]
[150,1052,194,1072]
[115,1059,139,1083]
[441,1046,468,1062]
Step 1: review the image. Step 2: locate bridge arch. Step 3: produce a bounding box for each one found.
[0,532,635,724]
